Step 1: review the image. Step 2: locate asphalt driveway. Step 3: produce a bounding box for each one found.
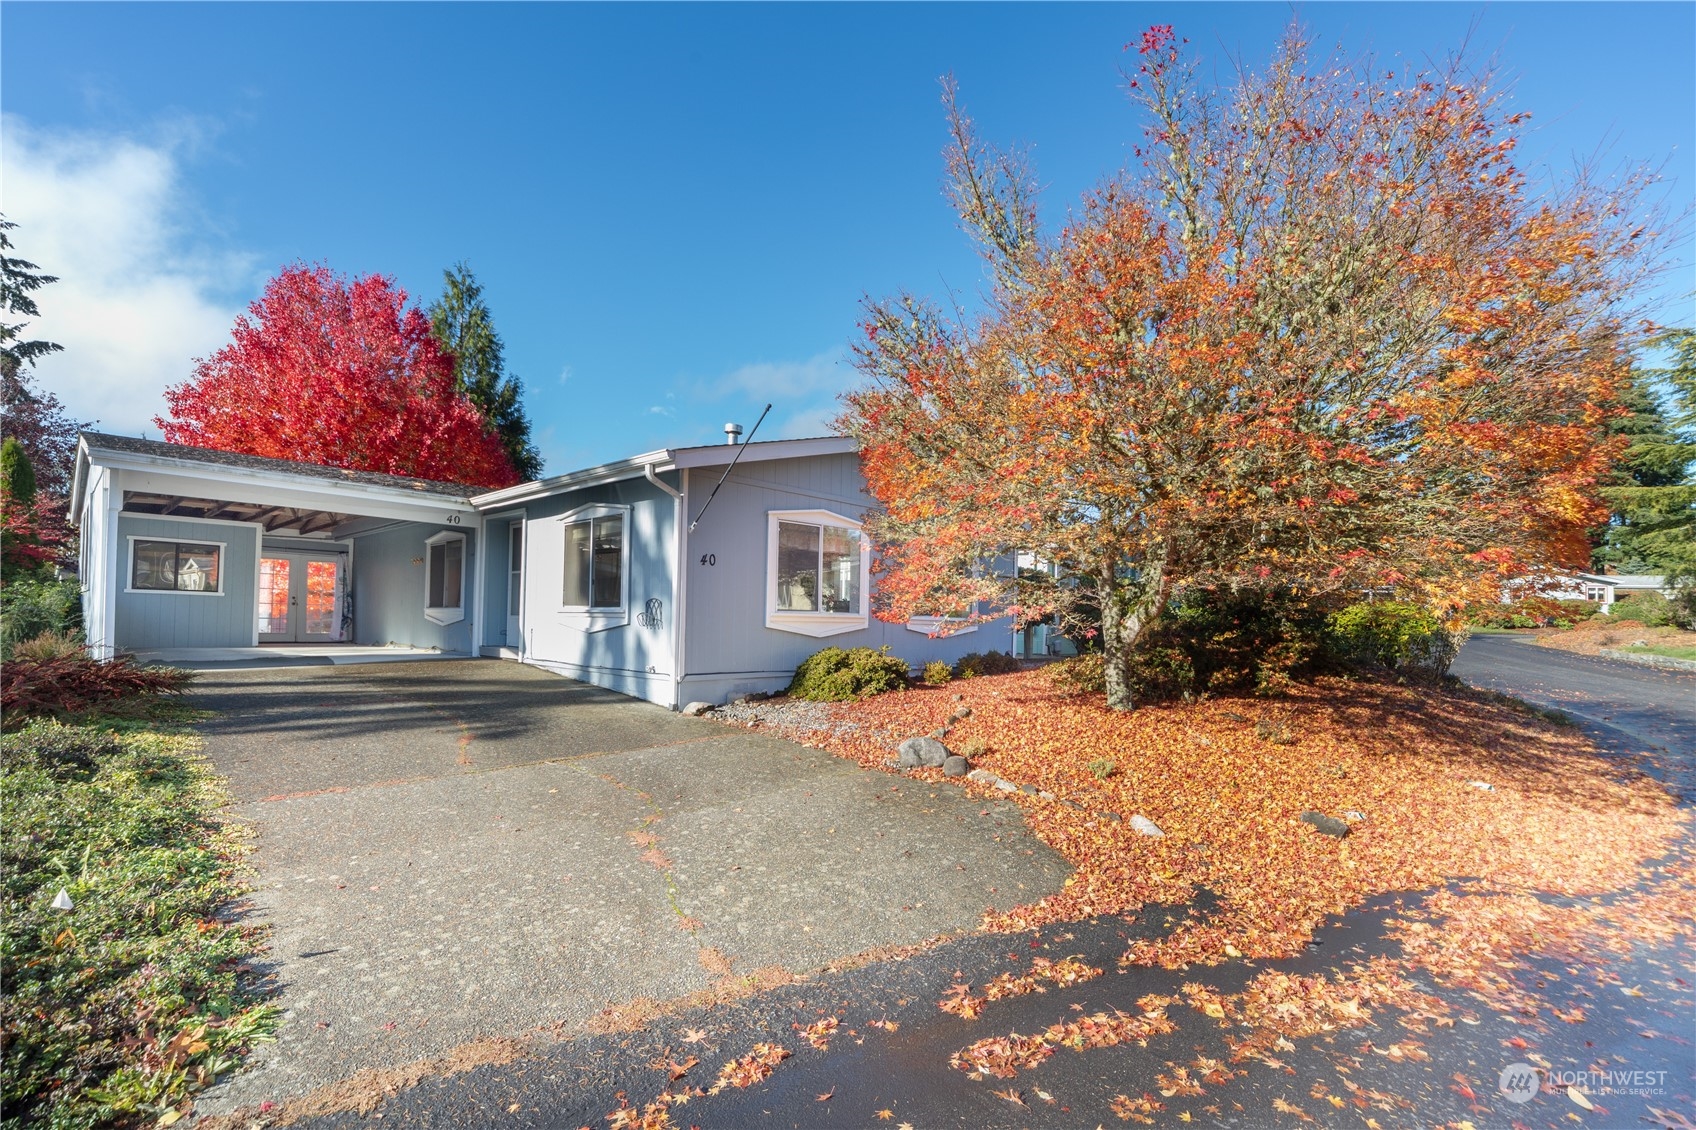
[189,660,1070,1113]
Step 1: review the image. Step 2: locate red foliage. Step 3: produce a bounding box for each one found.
[1,487,71,575]
[2,652,192,724]
[157,265,520,490]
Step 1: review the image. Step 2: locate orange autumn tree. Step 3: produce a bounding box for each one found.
[159,264,520,490]
[842,27,1671,710]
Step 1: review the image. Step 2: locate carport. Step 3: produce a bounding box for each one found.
[70,433,486,660]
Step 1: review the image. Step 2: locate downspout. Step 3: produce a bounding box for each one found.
[643,462,686,709]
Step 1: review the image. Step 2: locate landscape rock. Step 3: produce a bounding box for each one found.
[929,727,950,741]
[951,705,973,721]
[1019,783,1039,796]
[966,768,999,785]
[1300,810,1351,838]
[1343,810,1367,822]
[942,755,970,778]
[1468,780,1495,792]
[682,701,714,717]
[1098,811,1124,823]
[953,693,965,701]
[1222,711,1250,723]
[995,779,1018,792]
[1129,815,1164,837]
[897,736,949,769]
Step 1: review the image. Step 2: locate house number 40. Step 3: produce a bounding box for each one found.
[699,553,716,566]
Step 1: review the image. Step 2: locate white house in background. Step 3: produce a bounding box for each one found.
[1535,571,1673,610]
[70,431,1009,708]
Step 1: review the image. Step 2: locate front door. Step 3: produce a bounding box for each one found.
[259,554,343,643]
[506,524,524,647]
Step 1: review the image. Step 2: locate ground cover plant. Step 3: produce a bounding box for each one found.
[1,719,276,1128]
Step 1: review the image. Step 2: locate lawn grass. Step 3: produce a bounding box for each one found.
[1,715,276,1128]
[1636,644,1696,661]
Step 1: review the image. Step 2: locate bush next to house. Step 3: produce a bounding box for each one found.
[1608,590,1677,628]
[921,660,952,687]
[954,651,1022,679]
[1327,600,1468,679]
[789,646,911,701]
[1,720,277,1126]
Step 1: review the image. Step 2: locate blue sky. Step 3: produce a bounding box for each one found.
[3,2,1692,476]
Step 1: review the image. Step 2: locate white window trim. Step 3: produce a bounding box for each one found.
[765,508,870,638]
[124,535,228,596]
[424,530,467,625]
[905,615,977,636]
[557,502,631,632]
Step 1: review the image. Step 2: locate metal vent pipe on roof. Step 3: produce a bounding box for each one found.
[724,422,743,445]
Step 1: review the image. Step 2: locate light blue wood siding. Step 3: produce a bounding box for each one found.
[680,452,1013,703]
[349,523,477,653]
[517,475,679,703]
[113,515,261,649]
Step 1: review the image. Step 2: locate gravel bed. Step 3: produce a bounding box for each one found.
[708,696,864,736]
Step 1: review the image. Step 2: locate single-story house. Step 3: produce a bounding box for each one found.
[1537,572,1673,611]
[69,431,1008,708]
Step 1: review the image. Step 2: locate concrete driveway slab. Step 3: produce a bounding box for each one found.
[188,661,1069,1113]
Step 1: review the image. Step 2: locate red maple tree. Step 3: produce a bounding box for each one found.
[158,265,521,489]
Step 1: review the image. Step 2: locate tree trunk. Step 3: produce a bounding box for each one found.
[1099,556,1170,712]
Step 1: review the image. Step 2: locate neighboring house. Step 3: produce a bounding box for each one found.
[1530,571,1672,611]
[70,431,1005,708]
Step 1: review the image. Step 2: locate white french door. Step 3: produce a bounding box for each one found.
[258,554,344,643]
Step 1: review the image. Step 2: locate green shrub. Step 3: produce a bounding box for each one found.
[1170,585,1333,695]
[1327,600,1467,679]
[788,646,910,701]
[954,651,1022,678]
[957,737,990,759]
[0,721,278,1125]
[1048,653,1106,695]
[1087,757,1117,781]
[0,576,82,660]
[921,660,952,687]
[1609,590,1675,628]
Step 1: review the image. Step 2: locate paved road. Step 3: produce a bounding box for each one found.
[1452,633,1696,799]
[186,660,1068,1116]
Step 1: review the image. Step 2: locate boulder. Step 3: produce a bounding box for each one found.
[1129,814,1164,837]
[942,755,971,777]
[1300,810,1351,838]
[967,768,1000,785]
[951,705,973,721]
[682,701,714,717]
[897,736,949,769]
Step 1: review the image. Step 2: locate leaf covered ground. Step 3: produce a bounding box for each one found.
[718,669,1694,1117]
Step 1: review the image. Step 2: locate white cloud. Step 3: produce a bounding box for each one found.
[557,364,574,384]
[0,116,253,436]
[707,349,857,439]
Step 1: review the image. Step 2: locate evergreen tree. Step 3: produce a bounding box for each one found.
[2,438,37,506]
[0,216,65,382]
[1597,329,1696,576]
[427,263,542,480]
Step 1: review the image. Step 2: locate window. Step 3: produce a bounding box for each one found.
[129,540,223,594]
[563,513,624,609]
[556,504,631,630]
[766,509,869,637]
[424,531,466,625]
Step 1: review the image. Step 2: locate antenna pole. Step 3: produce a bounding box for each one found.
[689,403,771,532]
